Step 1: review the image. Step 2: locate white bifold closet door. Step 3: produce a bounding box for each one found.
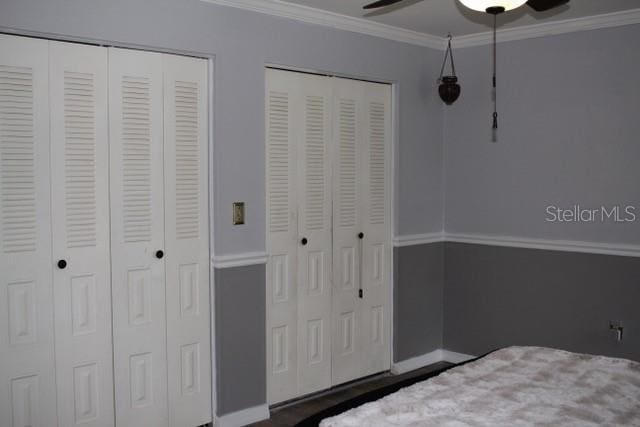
[332,78,392,385]
[0,34,57,427]
[49,41,114,426]
[109,47,211,427]
[266,69,333,404]
[266,68,391,404]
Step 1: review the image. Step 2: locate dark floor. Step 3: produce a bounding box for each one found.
[250,361,452,427]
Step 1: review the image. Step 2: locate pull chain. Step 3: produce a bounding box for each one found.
[492,13,498,141]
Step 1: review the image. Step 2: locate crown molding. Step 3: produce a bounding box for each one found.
[211,251,268,268]
[201,0,445,50]
[201,1,640,51]
[452,8,640,48]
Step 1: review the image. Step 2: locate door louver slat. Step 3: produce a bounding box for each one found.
[268,91,290,233]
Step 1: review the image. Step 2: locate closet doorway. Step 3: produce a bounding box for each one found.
[266,68,393,404]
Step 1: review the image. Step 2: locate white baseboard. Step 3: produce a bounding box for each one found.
[215,404,270,427]
[441,350,475,364]
[391,348,476,375]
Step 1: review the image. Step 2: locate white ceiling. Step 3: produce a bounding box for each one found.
[278,0,640,37]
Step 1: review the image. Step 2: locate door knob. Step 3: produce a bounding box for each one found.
[57,259,67,269]
[155,250,164,259]
[301,237,308,246]
[358,232,364,239]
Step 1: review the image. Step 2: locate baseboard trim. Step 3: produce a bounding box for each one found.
[212,252,269,268]
[393,232,640,258]
[392,348,477,375]
[215,404,270,427]
[441,350,476,364]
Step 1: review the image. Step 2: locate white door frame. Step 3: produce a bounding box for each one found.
[0,28,219,425]
[264,63,397,400]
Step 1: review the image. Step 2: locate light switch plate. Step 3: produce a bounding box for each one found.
[233,202,245,225]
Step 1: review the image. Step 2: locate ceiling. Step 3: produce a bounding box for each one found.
[279,0,640,37]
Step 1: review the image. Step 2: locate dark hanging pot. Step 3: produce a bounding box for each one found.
[438,35,460,105]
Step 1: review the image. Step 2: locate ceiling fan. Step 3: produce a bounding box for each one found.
[363,0,570,13]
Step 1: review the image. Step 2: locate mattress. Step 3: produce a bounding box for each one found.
[320,346,640,426]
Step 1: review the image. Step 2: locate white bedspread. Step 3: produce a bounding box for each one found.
[320,346,640,426]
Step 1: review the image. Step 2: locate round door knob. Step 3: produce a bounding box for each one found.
[155,250,164,259]
[57,259,67,269]
[301,237,308,246]
[358,232,364,239]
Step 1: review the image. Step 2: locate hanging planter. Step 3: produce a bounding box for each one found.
[438,35,460,105]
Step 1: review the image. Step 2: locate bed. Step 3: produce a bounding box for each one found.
[320,346,640,426]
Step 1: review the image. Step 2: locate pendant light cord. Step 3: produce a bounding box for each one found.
[492,13,498,131]
[438,34,456,81]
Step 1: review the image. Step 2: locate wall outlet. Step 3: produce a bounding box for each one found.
[233,202,245,225]
[609,320,624,342]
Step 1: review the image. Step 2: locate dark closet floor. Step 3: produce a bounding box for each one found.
[250,361,452,427]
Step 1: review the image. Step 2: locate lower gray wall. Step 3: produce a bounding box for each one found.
[444,242,640,362]
[394,244,444,362]
[214,265,266,415]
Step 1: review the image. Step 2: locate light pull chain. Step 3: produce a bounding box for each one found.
[492,13,498,142]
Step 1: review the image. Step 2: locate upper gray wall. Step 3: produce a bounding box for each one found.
[0,0,445,256]
[445,24,640,245]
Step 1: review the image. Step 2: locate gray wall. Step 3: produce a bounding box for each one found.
[444,24,640,245]
[394,244,444,362]
[444,242,640,362]
[214,265,266,415]
[0,0,444,257]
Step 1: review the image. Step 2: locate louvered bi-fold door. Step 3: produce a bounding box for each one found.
[162,53,212,426]
[0,34,57,427]
[331,78,365,386]
[295,73,333,397]
[108,47,169,427]
[266,69,299,404]
[359,82,391,377]
[49,41,115,427]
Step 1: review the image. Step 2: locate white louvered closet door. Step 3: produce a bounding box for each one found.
[266,68,299,404]
[331,78,365,386]
[359,82,392,377]
[0,35,57,427]
[49,41,114,427]
[108,47,169,427]
[162,53,212,426]
[296,73,333,397]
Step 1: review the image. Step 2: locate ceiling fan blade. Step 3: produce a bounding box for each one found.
[363,0,405,10]
[526,0,569,12]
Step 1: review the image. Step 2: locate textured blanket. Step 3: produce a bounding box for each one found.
[320,346,640,426]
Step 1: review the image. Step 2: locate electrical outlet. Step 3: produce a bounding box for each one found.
[609,320,623,342]
[233,202,245,225]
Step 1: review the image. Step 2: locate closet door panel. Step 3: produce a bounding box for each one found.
[359,83,392,377]
[49,41,114,427]
[162,53,211,426]
[296,74,332,396]
[331,78,365,386]
[0,35,57,427]
[108,47,168,427]
[266,68,299,404]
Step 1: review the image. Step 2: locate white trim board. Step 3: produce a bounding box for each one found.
[393,232,640,258]
[212,251,269,268]
[391,349,476,375]
[215,404,270,427]
[200,1,640,50]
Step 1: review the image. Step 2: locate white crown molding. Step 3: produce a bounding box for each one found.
[201,1,640,51]
[202,0,445,50]
[452,8,640,48]
[393,232,446,247]
[211,251,269,269]
[215,403,270,427]
[445,232,640,258]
